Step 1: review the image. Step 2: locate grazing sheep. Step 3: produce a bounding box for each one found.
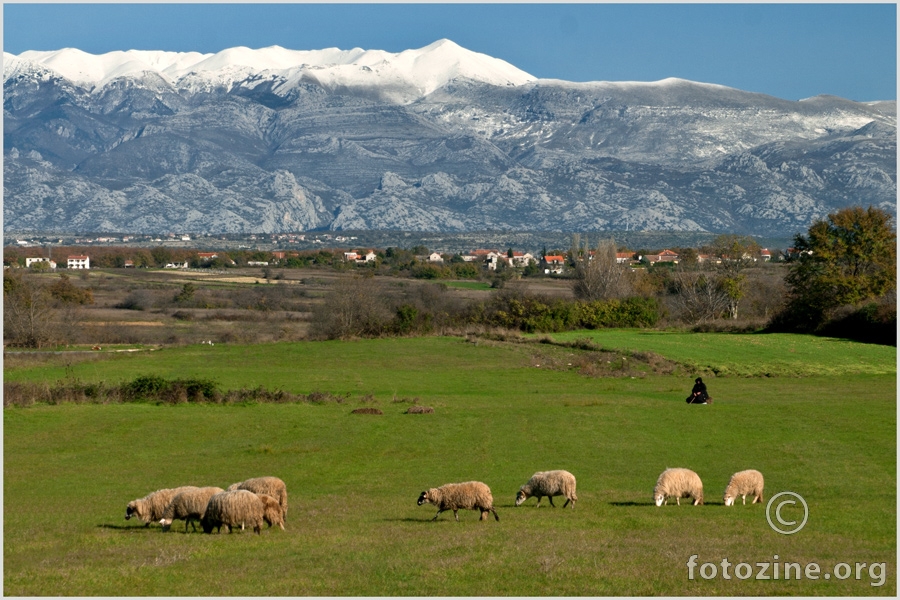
[226,476,288,519]
[159,486,224,532]
[125,486,198,526]
[417,481,499,522]
[201,490,285,534]
[653,468,704,506]
[723,469,765,506]
[515,470,578,508]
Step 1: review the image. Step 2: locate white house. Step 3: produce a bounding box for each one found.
[509,251,535,267]
[428,252,444,263]
[67,255,90,269]
[541,255,566,275]
[26,257,56,269]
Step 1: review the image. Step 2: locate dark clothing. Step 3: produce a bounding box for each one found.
[686,381,709,404]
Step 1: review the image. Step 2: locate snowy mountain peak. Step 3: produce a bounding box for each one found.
[8,40,536,97]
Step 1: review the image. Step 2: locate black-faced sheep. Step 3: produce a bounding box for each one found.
[159,486,224,532]
[723,469,765,506]
[653,468,704,506]
[515,470,578,508]
[417,481,499,522]
[226,476,288,520]
[201,490,285,534]
[125,486,198,526]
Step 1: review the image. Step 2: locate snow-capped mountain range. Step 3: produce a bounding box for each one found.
[4,40,896,236]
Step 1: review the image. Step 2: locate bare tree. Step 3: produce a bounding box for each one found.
[668,267,730,323]
[4,272,58,348]
[309,275,392,339]
[573,239,631,301]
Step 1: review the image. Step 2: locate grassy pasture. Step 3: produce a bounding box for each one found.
[3,333,896,595]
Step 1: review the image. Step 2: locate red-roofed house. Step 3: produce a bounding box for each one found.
[646,249,679,264]
[67,255,90,269]
[541,255,566,274]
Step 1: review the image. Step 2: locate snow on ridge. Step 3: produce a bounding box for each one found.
[9,40,536,94]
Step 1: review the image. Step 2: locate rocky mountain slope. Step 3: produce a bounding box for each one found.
[4,40,895,236]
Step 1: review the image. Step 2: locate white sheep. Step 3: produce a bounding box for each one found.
[125,486,198,526]
[723,469,765,506]
[201,490,285,534]
[226,476,288,519]
[417,481,499,522]
[653,468,704,506]
[515,470,578,508]
[159,486,224,532]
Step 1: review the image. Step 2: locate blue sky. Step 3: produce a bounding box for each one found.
[3,3,896,102]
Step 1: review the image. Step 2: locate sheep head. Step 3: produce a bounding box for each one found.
[724,494,736,507]
[515,487,531,506]
[417,490,435,506]
[125,500,144,521]
[654,493,666,507]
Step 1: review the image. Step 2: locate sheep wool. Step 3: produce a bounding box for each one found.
[417,481,499,522]
[723,469,765,506]
[160,486,224,532]
[226,476,288,518]
[516,470,578,508]
[201,490,285,534]
[654,468,704,506]
[125,486,198,525]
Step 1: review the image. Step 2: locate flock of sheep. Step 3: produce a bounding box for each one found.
[125,468,764,533]
[416,467,764,522]
[653,468,765,508]
[125,476,287,534]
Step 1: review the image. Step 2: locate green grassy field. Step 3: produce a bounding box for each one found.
[4,332,896,595]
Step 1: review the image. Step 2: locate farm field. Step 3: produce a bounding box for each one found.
[3,332,896,595]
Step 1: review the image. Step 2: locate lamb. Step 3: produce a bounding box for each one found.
[515,470,578,508]
[653,468,704,506]
[201,490,285,534]
[159,486,224,532]
[226,476,288,519]
[125,486,198,526]
[417,481,499,522]
[723,469,765,506]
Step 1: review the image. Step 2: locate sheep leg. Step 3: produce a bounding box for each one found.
[563,498,572,508]
[676,497,680,506]
[431,509,443,522]
[535,496,542,508]
[490,508,500,521]
[548,496,556,508]
[453,510,459,522]
[742,495,747,505]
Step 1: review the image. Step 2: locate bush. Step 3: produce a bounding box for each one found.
[474,292,661,333]
[577,297,661,329]
[817,301,897,346]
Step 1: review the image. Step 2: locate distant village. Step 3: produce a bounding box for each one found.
[6,236,783,274]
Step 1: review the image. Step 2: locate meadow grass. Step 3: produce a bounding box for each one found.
[3,333,896,595]
[443,281,493,290]
[540,329,898,377]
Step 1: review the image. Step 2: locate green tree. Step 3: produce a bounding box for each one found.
[174,283,196,304]
[778,206,896,331]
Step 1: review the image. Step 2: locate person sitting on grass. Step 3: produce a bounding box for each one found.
[686,377,711,404]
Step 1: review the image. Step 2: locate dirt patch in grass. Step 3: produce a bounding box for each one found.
[466,331,689,378]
